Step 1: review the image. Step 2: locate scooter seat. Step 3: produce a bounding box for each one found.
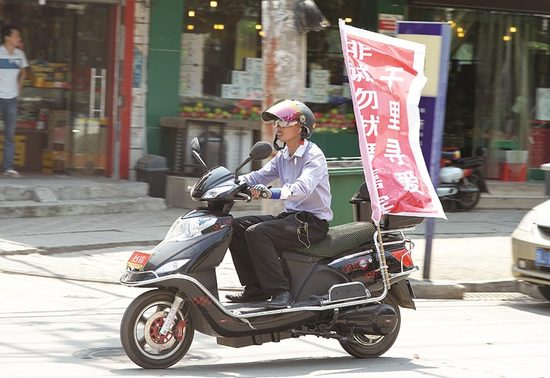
[291,221,376,258]
[454,156,484,169]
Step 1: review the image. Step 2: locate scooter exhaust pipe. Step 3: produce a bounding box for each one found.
[335,304,398,335]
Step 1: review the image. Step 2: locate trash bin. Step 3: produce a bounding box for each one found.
[136,155,168,198]
[328,165,365,226]
[541,163,550,197]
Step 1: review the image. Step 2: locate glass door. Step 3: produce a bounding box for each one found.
[66,3,114,175]
[1,1,115,175]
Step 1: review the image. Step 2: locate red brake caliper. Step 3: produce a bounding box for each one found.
[174,320,187,341]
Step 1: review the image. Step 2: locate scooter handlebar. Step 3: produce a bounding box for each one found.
[236,192,252,202]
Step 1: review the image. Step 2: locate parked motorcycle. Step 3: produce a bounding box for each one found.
[119,137,421,369]
[437,147,488,211]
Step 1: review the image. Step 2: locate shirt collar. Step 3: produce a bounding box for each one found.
[0,45,16,55]
[283,139,309,159]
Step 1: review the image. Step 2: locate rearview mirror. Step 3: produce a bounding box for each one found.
[191,137,201,154]
[250,141,272,161]
[233,141,273,183]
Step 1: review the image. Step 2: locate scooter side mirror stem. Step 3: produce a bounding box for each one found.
[234,156,253,184]
[192,150,208,173]
[234,141,273,184]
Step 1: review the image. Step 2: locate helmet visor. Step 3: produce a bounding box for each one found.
[274,118,298,128]
[262,99,302,124]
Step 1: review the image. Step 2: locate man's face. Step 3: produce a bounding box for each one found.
[275,120,302,143]
[5,29,21,48]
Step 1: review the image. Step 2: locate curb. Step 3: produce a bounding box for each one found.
[0,240,162,256]
[409,279,466,299]
[460,279,519,293]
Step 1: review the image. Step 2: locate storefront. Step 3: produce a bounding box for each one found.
[407,0,550,180]
[167,0,374,175]
[150,0,550,181]
[0,0,134,177]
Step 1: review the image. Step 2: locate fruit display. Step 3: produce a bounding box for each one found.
[314,108,356,132]
[178,101,262,121]
[177,100,357,132]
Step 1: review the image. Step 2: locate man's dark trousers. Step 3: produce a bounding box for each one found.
[228,212,329,296]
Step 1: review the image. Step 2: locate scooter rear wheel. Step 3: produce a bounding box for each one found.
[339,293,400,358]
[120,289,194,369]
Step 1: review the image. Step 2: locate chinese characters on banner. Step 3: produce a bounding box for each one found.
[339,20,446,225]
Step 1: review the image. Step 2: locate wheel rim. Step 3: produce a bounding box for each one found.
[132,300,187,360]
[351,333,384,346]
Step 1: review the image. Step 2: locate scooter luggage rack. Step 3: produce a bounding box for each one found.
[376,228,416,276]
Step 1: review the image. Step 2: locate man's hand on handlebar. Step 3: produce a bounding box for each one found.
[251,184,272,199]
[250,184,282,200]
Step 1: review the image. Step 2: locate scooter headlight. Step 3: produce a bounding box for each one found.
[164,216,217,242]
[202,185,235,199]
[156,259,191,275]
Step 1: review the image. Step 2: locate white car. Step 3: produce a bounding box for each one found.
[512,199,550,300]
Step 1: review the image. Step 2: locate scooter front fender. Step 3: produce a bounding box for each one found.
[474,171,489,193]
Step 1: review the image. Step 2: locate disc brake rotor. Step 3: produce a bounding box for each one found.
[144,311,176,351]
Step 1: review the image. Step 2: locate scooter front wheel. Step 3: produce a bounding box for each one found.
[120,289,194,369]
[339,293,401,358]
[456,174,481,210]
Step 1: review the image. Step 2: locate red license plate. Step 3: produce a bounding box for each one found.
[127,251,151,270]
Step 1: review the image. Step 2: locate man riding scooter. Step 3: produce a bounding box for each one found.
[226,99,333,309]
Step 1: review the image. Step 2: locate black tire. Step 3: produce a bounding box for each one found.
[339,293,401,358]
[456,174,481,211]
[120,289,194,369]
[538,286,550,301]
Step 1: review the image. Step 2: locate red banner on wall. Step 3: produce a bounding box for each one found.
[339,20,446,224]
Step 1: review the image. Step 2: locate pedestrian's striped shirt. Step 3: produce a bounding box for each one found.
[0,44,28,99]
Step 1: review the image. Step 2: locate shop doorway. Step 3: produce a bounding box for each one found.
[1,1,115,175]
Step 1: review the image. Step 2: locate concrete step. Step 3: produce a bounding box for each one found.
[0,175,166,218]
[477,195,546,210]
[0,179,148,201]
[0,197,167,218]
[478,180,547,210]
[485,180,545,196]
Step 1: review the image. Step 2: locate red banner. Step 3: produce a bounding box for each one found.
[339,20,446,224]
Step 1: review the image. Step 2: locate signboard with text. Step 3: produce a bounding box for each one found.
[339,20,445,224]
[397,21,452,185]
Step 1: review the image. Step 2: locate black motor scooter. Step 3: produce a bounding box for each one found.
[119,137,422,369]
[437,147,489,211]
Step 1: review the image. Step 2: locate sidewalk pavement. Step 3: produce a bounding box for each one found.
[0,206,536,299]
